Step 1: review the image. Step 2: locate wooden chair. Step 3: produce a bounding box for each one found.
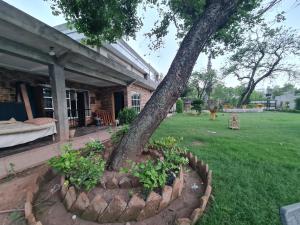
[95,110,114,126]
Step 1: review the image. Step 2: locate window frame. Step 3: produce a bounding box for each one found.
[131,93,141,113]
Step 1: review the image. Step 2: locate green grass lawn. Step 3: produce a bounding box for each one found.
[152,112,300,225]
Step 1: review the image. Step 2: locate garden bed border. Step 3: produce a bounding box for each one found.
[25,152,212,225]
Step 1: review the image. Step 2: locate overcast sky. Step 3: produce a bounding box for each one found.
[3,0,300,89]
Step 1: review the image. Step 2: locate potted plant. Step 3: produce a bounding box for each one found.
[69,125,76,139]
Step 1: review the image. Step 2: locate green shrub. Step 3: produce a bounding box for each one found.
[191,99,203,113]
[148,136,179,150]
[48,144,105,191]
[176,99,184,113]
[118,108,137,125]
[148,136,188,174]
[111,125,129,145]
[122,136,189,191]
[163,148,188,174]
[84,138,104,153]
[295,98,300,110]
[122,160,167,191]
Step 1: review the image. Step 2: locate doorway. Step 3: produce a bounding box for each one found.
[77,91,86,127]
[114,91,124,119]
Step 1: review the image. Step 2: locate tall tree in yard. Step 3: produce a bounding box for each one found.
[189,54,218,101]
[47,0,278,170]
[224,24,300,107]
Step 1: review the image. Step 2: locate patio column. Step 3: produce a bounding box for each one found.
[49,64,69,141]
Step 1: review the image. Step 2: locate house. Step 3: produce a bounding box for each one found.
[275,91,300,109]
[0,0,160,147]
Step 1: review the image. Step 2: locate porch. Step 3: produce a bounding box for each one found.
[0,1,156,148]
[0,127,112,179]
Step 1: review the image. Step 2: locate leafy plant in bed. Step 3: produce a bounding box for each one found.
[49,141,105,191]
[122,136,188,197]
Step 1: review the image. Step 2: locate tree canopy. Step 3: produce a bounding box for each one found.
[47,0,268,49]
[223,23,300,106]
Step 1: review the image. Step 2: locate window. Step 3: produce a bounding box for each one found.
[131,93,141,113]
[42,88,90,119]
[42,87,54,118]
[66,90,78,118]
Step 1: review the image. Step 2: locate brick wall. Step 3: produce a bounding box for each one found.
[126,84,152,110]
[96,86,127,121]
[0,68,48,102]
[0,67,154,124]
[0,79,15,102]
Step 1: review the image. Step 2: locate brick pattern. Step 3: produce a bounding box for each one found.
[175,152,213,225]
[58,167,184,223]
[24,169,56,225]
[0,68,48,102]
[26,154,212,225]
[126,84,152,110]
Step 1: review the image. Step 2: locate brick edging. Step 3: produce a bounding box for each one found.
[175,152,213,225]
[59,166,185,222]
[25,169,56,225]
[25,153,212,225]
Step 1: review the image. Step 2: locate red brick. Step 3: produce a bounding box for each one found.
[71,192,90,215]
[171,178,181,201]
[176,218,192,225]
[119,194,145,221]
[158,186,173,211]
[98,195,127,223]
[190,208,204,225]
[63,186,77,210]
[82,195,108,221]
[137,191,162,221]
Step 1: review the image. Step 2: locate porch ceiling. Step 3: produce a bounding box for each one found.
[0,0,157,90]
[0,52,118,87]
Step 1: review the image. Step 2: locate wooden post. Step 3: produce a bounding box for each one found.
[20,84,33,120]
[49,64,69,141]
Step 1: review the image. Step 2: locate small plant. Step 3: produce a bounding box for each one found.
[111,125,129,145]
[118,107,137,125]
[191,99,203,114]
[9,211,25,224]
[85,138,104,152]
[48,144,105,191]
[176,99,184,113]
[148,136,188,174]
[148,136,180,150]
[122,160,168,192]
[163,148,189,174]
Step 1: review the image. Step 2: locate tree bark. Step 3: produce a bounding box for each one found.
[238,84,255,107]
[108,0,239,170]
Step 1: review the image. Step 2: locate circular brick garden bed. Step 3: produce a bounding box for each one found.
[25,152,212,225]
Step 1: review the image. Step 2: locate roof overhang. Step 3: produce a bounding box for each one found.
[0,0,157,90]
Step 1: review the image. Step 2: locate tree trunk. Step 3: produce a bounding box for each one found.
[238,84,256,107]
[108,0,239,170]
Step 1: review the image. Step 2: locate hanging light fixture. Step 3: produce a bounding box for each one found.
[48,46,56,56]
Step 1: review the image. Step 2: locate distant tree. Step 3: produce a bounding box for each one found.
[189,54,218,100]
[176,99,183,113]
[271,83,296,97]
[295,98,300,110]
[191,99,203,114]
[250,90,266,101]
[211,84,243,106]
[224,24,300,107]
[189,70,217,100]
